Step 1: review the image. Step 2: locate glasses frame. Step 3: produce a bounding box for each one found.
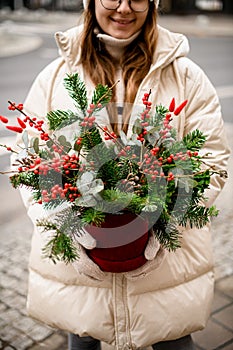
[99,0,149,13]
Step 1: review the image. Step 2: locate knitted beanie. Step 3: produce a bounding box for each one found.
[83,0,159,10]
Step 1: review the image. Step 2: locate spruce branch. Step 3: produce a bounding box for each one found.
[179,205,219,229]
[154,218,182,251]
[37,218,79,264]
[183,130,206,151]
[10,171,40,190]
[91,83,113,107]
[64,73,88,113]
[81,208,105,226]
[47,109,81,131]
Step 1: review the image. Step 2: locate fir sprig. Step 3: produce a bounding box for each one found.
[42,231,78,264]
[91,83,113,107]
[81,208,105,226]
[64,73,88,113]
[10,171,39,190]
[154,217,182,251]
[47,109,81,131]
[81,127,103,151]
[179,205,219,228]
[183,130,206,151]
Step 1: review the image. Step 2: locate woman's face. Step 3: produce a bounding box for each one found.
[94,0,149,39]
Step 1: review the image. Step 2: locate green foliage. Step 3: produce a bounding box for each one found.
[42,231,78,264]
[47,109,81,131]
[98,159,123,189]
[81,208,105,226]
[156,104,169,116]
[81,127,103,150]
[154,217,182,251]
[98,157,141,190]
[37,212,80,263]
[179,205,219,229]
[64,73,88,113]
[2,72,222,263]
[30,137,40,154]
[100,189,144,214]
[57,135,72,152]
[10,171,39,190]
[183,130,206,151]
[91,83,112,107]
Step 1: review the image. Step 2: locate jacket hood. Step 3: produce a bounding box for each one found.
[153,25,190,69]
[55,24,190,72]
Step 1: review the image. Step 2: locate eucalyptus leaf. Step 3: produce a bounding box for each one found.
[185,180,190,193]
[147,132,160,145]
[22,130,29,149]
[57,135,72,151]
[16,148,28,161]
[132,118,143,135]
[172,168,184,176]
[58,135,68,145]
[131,133,142,146]
[46,139,53,149]
[75,195,98,207]
[76,171,104,196]
[91,179,104,194]
[31,137,39,154]
[142,204,158,212]
[178,177,198,193]
[119,130,128,146]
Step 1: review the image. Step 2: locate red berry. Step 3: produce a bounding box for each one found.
[0,115,8,124]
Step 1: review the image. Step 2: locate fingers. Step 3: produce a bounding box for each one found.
[74,227,97,249]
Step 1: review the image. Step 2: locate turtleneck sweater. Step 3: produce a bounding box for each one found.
[96,30,140,62]
[94,30,140,131]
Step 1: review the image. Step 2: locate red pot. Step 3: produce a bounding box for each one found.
[86,213,149,273]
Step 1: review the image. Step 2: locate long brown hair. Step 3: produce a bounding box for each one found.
[79,1,158,132]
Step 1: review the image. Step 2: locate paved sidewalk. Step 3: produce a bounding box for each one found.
[0,8,233,350]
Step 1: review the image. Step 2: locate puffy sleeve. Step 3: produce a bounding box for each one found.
[15,58,64,219]
[182,59,231,206]
[23,57,64,118]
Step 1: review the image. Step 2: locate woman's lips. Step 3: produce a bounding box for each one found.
[111,18,135,26]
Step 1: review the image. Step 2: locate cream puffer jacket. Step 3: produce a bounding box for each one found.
[21,24,230,349]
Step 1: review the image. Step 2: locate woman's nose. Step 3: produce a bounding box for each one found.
[116,0,132,13]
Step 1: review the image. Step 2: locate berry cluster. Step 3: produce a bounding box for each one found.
[31,153,80,176]
[8,102,23,111]
[40,185,65,203]
[63,182,81,202]
[120,95,196,184]
[0,102,49,141]
[137,92,152,142]
[103,126,117,141]
[80,103,99,128]
[33,154,81,204]
[39,182,81,204]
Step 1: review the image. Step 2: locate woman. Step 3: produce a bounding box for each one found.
[21,0,230,349]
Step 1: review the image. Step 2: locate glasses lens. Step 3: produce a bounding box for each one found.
[100,0,119,10]
[130,0,148,12]
[100,0,148,12]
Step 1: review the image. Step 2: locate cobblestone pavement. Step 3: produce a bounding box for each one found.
[0,167,232,350]
[0,8,233,350]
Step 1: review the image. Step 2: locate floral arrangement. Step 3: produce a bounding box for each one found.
[0,73,225,263]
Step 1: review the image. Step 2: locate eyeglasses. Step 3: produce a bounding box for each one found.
[100,0,149,13]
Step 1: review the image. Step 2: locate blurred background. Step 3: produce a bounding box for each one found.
[0,1,233,349]
[0,0,233,13]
